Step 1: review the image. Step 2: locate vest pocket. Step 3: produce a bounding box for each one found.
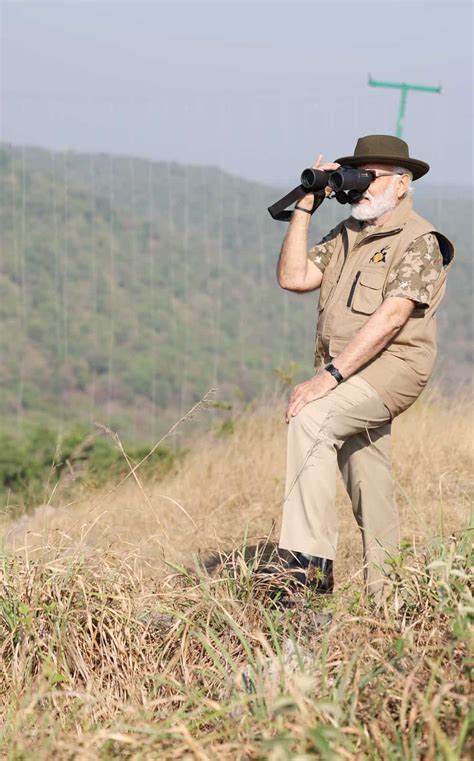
[350,269,386,314]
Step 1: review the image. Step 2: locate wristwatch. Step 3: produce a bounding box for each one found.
[324,363,344,384]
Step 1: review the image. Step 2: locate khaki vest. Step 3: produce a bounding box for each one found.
[314,195,455,417]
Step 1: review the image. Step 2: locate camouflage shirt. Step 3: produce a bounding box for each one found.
[308,230,443,308]
[384,233,443,307]
[307,226,340,274]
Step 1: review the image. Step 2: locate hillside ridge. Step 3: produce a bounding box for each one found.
[1,142,471,440]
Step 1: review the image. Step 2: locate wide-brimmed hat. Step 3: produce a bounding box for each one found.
[335,134,429,180]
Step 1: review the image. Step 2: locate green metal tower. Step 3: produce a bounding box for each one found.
[368,76,442,137]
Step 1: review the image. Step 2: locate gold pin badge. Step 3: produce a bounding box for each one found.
[370,247,389,264]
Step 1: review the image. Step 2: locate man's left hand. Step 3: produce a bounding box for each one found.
[286,371,338,423]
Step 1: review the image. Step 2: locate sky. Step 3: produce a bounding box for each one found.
[1,0,473,188]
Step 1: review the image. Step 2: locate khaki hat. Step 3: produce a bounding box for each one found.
[335,134,430,180]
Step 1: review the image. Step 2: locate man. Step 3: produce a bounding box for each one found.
[276,134,454,600]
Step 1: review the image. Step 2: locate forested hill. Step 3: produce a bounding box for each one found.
[0,143,471,441]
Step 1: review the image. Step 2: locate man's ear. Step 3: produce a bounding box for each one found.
[397,174,410,199]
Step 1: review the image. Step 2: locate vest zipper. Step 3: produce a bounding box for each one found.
[353,227,403,250]
[347,271,361,308]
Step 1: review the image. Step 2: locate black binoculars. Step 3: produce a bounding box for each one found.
[268,166,377,221]
[300,166,376,194]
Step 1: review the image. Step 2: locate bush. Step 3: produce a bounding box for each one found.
[0,423,180,508]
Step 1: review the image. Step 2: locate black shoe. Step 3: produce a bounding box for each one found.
[284,552,334,594]
[256,549,334,596]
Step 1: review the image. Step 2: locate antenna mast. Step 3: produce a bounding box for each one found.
[368,76,441,137]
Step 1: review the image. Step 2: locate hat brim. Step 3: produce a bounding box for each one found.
[333,155,430,181]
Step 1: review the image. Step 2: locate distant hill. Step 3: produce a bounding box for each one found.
[0,143,471,440]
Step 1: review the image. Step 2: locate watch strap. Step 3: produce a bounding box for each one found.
[325,363,344,384]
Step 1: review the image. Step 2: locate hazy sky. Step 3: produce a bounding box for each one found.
[1,0,473,187]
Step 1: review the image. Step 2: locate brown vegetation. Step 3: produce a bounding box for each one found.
[1,392,472,758]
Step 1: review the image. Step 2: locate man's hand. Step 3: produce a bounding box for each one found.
[286,371,338,423]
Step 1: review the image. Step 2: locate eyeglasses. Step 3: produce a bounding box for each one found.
[369,170,404,180]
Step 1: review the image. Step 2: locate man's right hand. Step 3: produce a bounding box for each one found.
[297,154,341,211]
[277,153,340,293]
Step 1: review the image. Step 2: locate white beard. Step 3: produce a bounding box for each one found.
[350,180,399,222]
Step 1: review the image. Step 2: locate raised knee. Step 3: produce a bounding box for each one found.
[289,403,330,440]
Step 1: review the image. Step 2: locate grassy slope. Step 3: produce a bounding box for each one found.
[1,394,472,758]
[1,143,472,443]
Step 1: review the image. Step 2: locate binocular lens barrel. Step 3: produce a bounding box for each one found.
[328,167,375,192]
[300,168,328,192]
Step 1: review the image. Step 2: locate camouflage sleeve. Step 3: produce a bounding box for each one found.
[385,233,443,308]
[307,226,340,274]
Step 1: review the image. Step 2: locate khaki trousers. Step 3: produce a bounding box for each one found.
[279,375,399,596]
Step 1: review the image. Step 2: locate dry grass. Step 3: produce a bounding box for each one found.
[4,390,472,580]
[0,391,473,759]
